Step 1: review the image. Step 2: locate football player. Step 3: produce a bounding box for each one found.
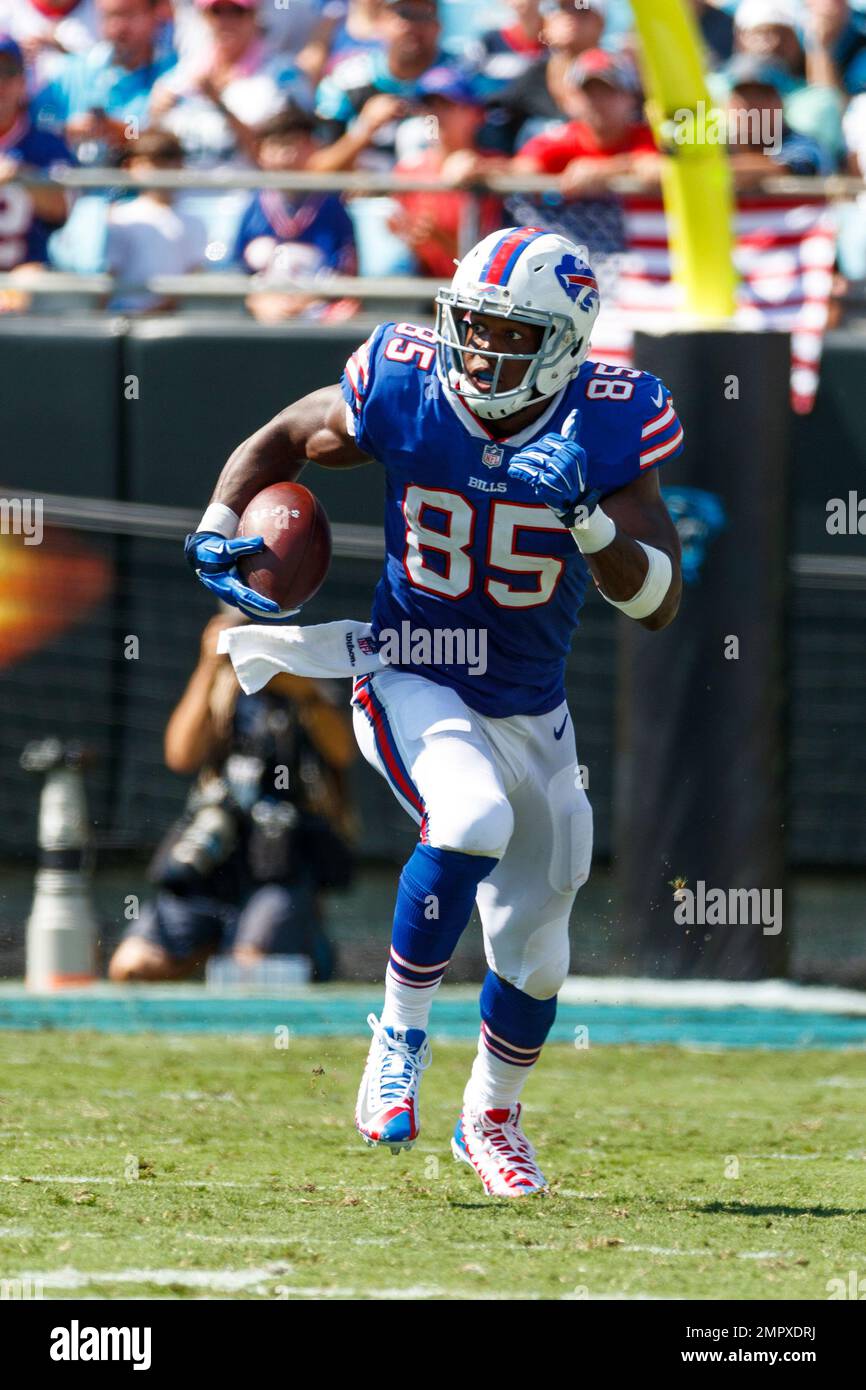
[186,225,683,1197]
[0,35,74,285]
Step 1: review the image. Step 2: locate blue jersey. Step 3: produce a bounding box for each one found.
[0,116,74,267]
[233,190,356,274]
[341,320,684,717]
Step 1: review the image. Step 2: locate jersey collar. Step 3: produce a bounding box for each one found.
[440,369,568,447]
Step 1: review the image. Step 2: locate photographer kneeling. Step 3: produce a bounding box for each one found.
[109,614,356,983]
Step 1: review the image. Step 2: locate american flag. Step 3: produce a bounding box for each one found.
[587,195,837,413]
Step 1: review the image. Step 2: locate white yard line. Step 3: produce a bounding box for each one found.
[620,1245,790,1261]
[743,1153,823,1161]
[1,1229,384,1247]
[0,1175,389,1191]
[737,1251,788,1260]
[1,1229,799,1266]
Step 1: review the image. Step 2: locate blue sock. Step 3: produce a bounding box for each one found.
[467,971,557,1109]
[382,843,497,1031]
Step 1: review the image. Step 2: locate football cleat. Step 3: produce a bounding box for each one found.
[451,1102,548,1197]
[355,1012,431,1152]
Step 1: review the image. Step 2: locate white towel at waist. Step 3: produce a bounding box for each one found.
[217,618,385,694]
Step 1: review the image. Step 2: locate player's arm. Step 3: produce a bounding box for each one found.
[185,384,371,617]
[580,468,681,631]
[210,383,370,517]
[508,407,682,632]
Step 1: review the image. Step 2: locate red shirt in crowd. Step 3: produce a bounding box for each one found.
[518,120,658,173]
[497,24,545,58]
[393,149,504,279]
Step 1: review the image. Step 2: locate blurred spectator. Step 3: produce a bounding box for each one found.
[109,612,355,984]
[310,0,449,172]
[484,0,607,154]
[151,0,311,168]
[513,48,657,194]
[724,55,831,188]
[105,127,206,312]
[150,0,312,265]
[474,0,545,97]
[31,0,177,278]
[734,0,808,75]
[508,46,659,254]
[240,238,357,321]
[804,0,866,94]
[310,0,456,273]
[0,0,100,92]
[233,103,357,321]
[731,0,844,166]
[296,0,386,87]
[843,87,866,173]
[839,87,866,277]
[690,0,735,69]
[31,0,176,154]
[390,66,506,276]
[0,34,73,311]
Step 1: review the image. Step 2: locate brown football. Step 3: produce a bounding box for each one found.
[237,482,331,613]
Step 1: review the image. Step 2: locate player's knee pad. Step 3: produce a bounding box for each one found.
[547,767,593,895]
[486,915,571,1000]
[413,740,514,858]
[518,917,572,1000]
[520,949,571,1000]
[427,790,515,859]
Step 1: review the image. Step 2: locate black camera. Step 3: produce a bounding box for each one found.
[150,779,239,892]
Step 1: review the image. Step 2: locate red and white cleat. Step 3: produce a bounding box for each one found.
[451,1102,548,1197]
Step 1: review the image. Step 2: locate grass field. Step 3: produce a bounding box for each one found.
[1,1029,864,1301]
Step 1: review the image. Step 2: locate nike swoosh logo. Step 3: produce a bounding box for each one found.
[652,385,665,408]
[553,715,568,740]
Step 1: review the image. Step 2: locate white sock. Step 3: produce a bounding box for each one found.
[464,1032,536,1110]
[379,962,442,1032]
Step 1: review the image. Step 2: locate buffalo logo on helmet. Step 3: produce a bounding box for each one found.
[554,255,599,312]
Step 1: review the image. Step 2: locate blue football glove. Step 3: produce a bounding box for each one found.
[184,531,284,620]
[507,409,601,528]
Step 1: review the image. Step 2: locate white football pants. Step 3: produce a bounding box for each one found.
[352,668,593,999]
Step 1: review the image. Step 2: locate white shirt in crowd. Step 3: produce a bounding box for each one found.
[106,195,207,312]
[843,91,866,172]
[157,72,292,168]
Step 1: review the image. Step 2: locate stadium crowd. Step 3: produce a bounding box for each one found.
[0,0,865,315]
